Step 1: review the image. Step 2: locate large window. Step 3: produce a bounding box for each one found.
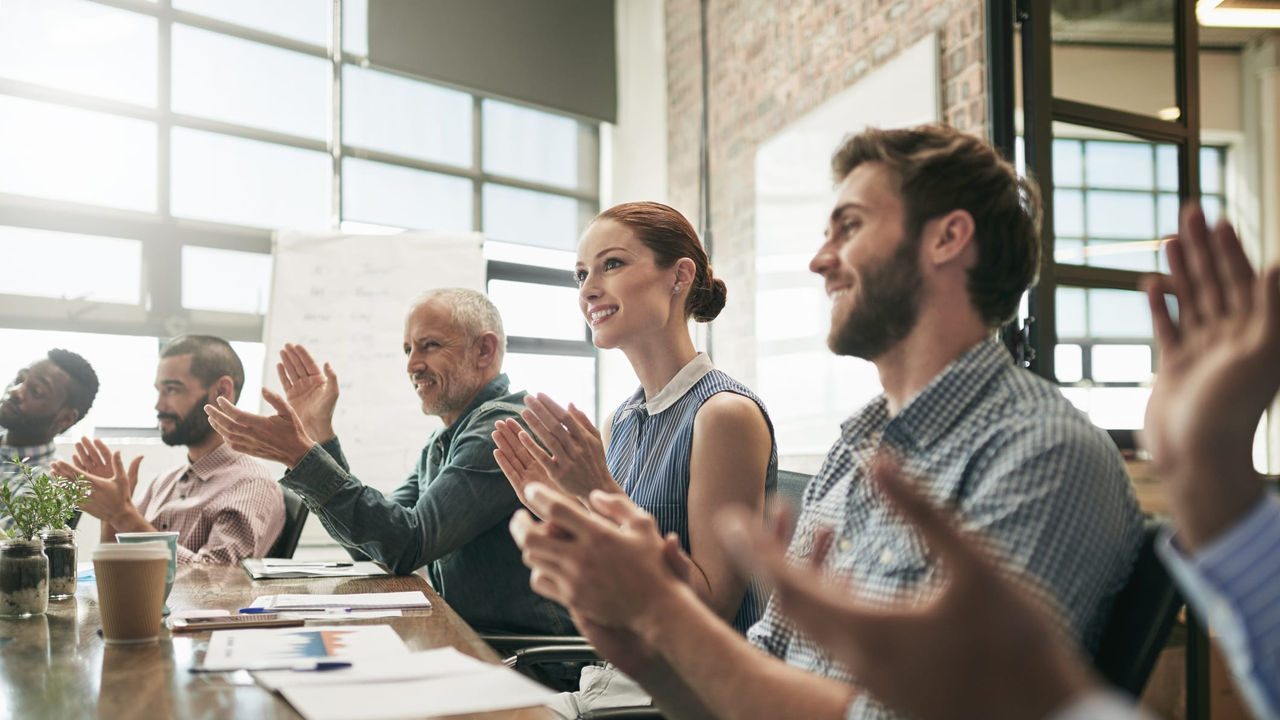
[0,0,599,434]
[1016,137,1227,430]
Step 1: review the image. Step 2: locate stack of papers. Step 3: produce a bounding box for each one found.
[242,559,391,579]
[267,648,556,720]
[200,624,408,672]
[246,591,431,612]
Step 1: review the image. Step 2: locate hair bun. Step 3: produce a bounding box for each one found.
[691,277,727,323]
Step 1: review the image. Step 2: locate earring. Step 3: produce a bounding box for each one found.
[673,284,681,293]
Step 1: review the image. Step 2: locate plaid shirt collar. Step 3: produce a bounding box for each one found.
[0,434,56,467]
[839,339,1011,453]
[184,441,241,483]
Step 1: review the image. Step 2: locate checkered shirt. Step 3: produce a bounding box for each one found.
[137,442,285,564]
[743,341,1144,720]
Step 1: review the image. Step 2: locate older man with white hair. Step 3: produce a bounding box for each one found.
[206,288,573,636]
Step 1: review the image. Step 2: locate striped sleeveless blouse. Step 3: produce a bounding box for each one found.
[605,353,778,633]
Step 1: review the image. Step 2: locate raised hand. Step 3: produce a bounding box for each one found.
[492,417,556,512]
[54,451,143,524]
[276,343,339,443]
[204,388,315,468]
[715,455,1094,720]
[1142,205,1278,550]
[515,393,622,500]
[68,437,131,493]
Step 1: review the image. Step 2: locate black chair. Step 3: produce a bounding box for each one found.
[770,469,812,538]
[266,488,309,559]
[1091,519,1183,697]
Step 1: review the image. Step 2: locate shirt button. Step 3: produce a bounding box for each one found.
[837,538,853,553]
[161,523,168,530]
[879,548,895,564]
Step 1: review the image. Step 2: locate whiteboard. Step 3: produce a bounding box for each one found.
[263,231,486,525]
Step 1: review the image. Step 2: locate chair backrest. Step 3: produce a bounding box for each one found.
[767,470,812,543]
[1092,519,1182,696]
[266,487,309,559]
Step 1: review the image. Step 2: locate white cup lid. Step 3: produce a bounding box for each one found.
[93,542,171,560]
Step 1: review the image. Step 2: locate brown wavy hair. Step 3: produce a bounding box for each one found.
[831,125,1042,327]
[592,201,727,322]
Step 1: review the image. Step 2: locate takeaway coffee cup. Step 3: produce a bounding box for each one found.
[116,531,178,615]
[93,542,170,645]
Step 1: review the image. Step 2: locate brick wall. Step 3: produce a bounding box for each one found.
[664,0,987,383]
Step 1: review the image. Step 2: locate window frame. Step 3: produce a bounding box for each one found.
[0,0,599,427]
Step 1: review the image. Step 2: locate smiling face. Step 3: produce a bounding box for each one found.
[402,299,485,426]
[0,359,74,442]
[810,161,924,361]
[154,354,217,447]
[575,219,682,350]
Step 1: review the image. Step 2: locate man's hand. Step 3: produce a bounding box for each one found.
[514,394,623,500]
[509,483,692,634]
[53,451,143,525]
[716,456,1096,720]
[68,437,141,499]
[1143,205,1277,550]
[276,343,339,443]
[204,389,315,468]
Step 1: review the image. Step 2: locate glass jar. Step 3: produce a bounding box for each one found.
[0,538,49,618]
[42,529,77,600]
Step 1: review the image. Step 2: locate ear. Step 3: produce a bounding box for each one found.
[924,209,977,268]
[210,376,236,403]
[51,407,79,437]
[673,258,697,290]
[473,332,501,371]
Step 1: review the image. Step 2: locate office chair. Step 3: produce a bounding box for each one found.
[1091,518,1182,697]
[265,487,309,559]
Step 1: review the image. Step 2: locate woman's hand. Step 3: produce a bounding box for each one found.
[514,393,623,500]
[492,418,557,514]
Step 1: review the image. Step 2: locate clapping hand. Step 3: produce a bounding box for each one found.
[276,343,339,443]
[492,417,556,512]
[204,389,315,468]
[52,442,143,524]
[504,393,621,501]
[1142,205,1279,550]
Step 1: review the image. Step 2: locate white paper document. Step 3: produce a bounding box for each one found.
[200,624,409,672]
[277,664,555,720]
[247,591,430,611]
[254,647,489,691]
[242,559,391,579]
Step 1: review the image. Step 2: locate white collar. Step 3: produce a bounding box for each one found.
[643,353,714,415]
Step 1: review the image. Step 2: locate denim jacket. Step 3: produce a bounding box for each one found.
[281,374,572,635]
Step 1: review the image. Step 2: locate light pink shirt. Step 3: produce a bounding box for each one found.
[136,442,284,564]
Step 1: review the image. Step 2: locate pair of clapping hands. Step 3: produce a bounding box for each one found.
[203,344,339,469]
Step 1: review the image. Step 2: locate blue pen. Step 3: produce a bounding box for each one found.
[239,606,353,614]
[289,660,352,672]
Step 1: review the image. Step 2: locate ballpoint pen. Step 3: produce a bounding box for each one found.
[239,606,353,614]
[190,660,353,673]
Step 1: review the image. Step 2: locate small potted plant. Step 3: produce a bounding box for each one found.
[0,457,90,617]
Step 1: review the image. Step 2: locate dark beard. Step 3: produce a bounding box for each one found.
[0,404,58,444]
[828,235,923,360]
[159,398,214,447]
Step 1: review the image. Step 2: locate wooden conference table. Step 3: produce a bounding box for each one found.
[0,565,556,720]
